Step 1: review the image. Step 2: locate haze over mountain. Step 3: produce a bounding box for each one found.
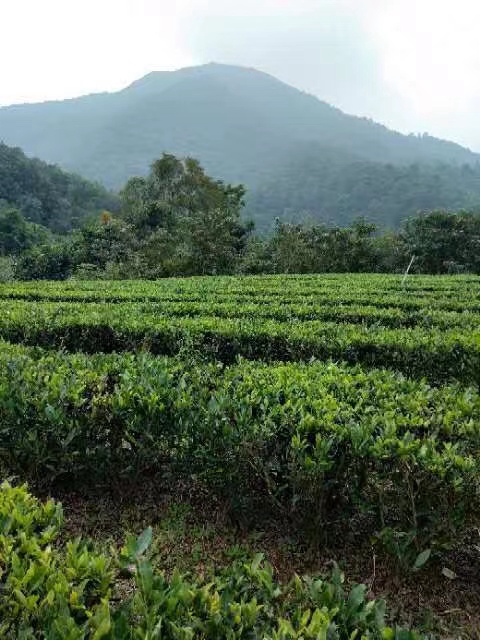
[1,63,480,229]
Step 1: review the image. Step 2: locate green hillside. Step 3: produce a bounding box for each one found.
[0,143,119,232]
[249,144,480,229]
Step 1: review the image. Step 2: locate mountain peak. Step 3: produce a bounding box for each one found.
[0,62,478,230]
[124,62,275,90]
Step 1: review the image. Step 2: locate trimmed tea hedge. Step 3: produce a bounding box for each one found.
[1,274,480,314]
[0,300,479,383]
[1,342,479,556]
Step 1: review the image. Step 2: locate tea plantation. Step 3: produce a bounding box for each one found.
[1,274,479,638]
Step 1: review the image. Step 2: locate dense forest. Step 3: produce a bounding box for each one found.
[249,145,480,229]
[1,63,480,229]
[0,143,119,232]
[1,151,479,280]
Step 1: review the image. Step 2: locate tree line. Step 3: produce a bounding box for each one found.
[1,153,480,280]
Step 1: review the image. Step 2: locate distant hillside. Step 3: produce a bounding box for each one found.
[0,143,119,232]
[0,63,479,228]
[249,144,480,229]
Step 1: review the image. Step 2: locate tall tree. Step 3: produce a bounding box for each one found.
[402,210,480,273]
[121,154,245,236]
[180,208,253,275]
[72,212,135,269]
[120,154,251,276]
[0,206,50,256]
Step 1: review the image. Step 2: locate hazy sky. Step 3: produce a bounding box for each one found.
[1,0,479,151]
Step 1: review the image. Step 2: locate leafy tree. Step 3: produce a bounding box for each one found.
[0,257,14,281]
[402,210,480,274]
[121,154,245,236]
[120,154,251,276]
[14,243,73,280]
[132,228,177,278]
[0,206,49,255]
[269,221,316,273]
[72,212,136,269]
[238,236,274,274]
[179,208,253,275]
[0,143,120,233]
[268,218,379,273]
[343,218,378,272]
[372,232,409,273]
[264,212,480,275]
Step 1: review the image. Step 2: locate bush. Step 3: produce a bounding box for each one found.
[14,243,73,280]
[0,482,422,639]
[0,344,478,561]
[0,255,14,281]
[0,482,112,638]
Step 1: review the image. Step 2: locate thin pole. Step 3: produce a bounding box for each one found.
[401,255,415,286]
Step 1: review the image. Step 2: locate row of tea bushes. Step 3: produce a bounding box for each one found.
[2,272,479,294]
[0,301,479,383]
[0,482,421,639]
[1,342,478,557]
[1,275,479,313]
[3,298,478,329]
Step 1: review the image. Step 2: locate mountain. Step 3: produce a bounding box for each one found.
[249,143,480,229]
[0,143,119,232]
[0,63,479,229]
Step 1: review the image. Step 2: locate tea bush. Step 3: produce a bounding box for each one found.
[0,482,423,639]
[0,299,478,383]
[1,274,479,568]
[1,343,478,557]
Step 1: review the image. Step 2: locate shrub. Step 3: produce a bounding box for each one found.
[14,243,73,280]
[0,482,422,639]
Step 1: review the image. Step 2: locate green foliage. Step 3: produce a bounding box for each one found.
[119,154,250,277]
[0,482,113,639]
[72,213,136,271]
[178,207,252,275]
[17,205,480,281]
[0,335,478,556]
[6,142,480,279]
[0,292,478,382]
[249,153,480,231]
[268,218,380,273]
[0,143,119,232]
[121,154,245,235]
[0,256,14,281]
[402,210,480,274]
[0,274,478,565]
[14,243,73,280]
[14,154,253,281]
[0,205,51,255]
[253,211,480,275]
[0,482,422,638]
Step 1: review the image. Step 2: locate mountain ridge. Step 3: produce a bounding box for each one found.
[1,63,479,229]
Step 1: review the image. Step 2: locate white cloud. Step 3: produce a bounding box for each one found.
[0,0,193,105]
[370,0,480,116]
